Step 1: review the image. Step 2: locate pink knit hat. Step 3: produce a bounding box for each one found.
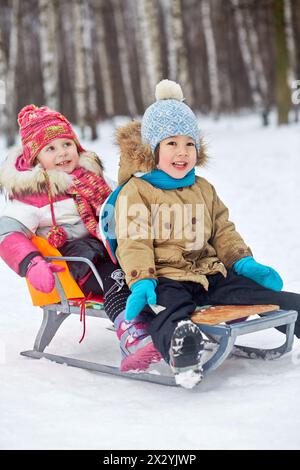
[16,104,85,170]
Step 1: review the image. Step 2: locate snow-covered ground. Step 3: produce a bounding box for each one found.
[0,113,299,450]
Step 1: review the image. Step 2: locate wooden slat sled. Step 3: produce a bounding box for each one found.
[21,257,298,387]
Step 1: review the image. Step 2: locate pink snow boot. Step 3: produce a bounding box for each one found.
[115,311,162,372]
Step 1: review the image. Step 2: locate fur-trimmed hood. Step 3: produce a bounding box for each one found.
[0,146,104,197]
[116,120,208,185]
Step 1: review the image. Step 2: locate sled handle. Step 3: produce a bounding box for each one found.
[45,256,104,308]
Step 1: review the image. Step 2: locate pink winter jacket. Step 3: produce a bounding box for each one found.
[0,146,110,275]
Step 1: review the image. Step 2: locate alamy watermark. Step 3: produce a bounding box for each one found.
[0,80,5,105]
[102,198,205,251]
[291,80,300,105]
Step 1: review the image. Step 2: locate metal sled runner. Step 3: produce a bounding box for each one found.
[21,257,298,387]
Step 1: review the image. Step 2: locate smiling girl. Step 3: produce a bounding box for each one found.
[0,104,132,343]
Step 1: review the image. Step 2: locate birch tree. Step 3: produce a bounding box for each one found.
[284,0,297,84]
[5,0,19,146]
[169,0,193,105]
[57,0,76,120]
[231,0,268,124]
[82,0,98,139]
[92,0,114,118]
[218,1,233,112]
[112,0,138,117]
[0,25,6,134]
[136,0,163,94]
[38,0,59,109]
[129,0,152,107]
[73,0,88,137]
[284,0,298,121]
[201,0,221,118]
[162,0,176,81]
[272,0,290,124]
[244,6,270,124]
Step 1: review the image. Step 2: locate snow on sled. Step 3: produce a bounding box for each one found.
[21,255,298,387]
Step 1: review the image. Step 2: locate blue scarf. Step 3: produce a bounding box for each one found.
[140,168,195,189]
[99,168,196,263]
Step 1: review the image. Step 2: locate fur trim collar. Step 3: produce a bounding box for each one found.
[0,146,104,197]
[116,121,208,185]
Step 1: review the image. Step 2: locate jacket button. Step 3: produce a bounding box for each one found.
[148,267,155,275]
[191,217,197,224]
[131,270,138,277]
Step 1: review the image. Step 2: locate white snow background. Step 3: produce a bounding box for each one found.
[0,113,299,450]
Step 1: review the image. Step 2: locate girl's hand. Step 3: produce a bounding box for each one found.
[26,256,65,293]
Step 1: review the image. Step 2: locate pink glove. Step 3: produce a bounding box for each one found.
[26,256,65,293]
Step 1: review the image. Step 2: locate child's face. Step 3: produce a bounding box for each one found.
[36,138,80,173]
[157,135,197,179]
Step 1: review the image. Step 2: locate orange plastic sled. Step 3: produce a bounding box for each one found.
[26,235,84,306]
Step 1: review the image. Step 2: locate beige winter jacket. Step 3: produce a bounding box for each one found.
[115,121,252,289]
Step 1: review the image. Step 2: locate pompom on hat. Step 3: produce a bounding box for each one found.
[141,79,200,154]
[16,104,85,171]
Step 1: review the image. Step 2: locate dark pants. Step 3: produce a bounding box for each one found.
[82,256,130,322]
[60,236,130,323]
[146,270,300,361]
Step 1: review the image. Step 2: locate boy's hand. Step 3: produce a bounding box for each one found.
[125,279,157,321]
[26,256,65,293]
[233,256,283,292]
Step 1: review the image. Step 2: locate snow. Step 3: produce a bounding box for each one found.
[0,112,300,450]
[174,369,203,389]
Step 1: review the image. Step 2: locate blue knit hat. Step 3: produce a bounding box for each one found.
[141,79,200,154]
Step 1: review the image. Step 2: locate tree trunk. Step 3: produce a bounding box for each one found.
[137,0,163,93]
[217,2,234,112]
[231,0,266,122]
[93,0,114,118]
[284,0,297,85]
[56,0,76,121]
[5,0,19,147]
[170,0,193,105]
[244,6,270,125]
[284,0,298,121]
[112,0,138,117]
[163,0,176,80]
[82,0,98,139]
[273,0,290,124]
[131,0,152,107]
[73,0,88,138]
[201,0,221,118]
[0,25,7,134]
[38,0,59,109]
